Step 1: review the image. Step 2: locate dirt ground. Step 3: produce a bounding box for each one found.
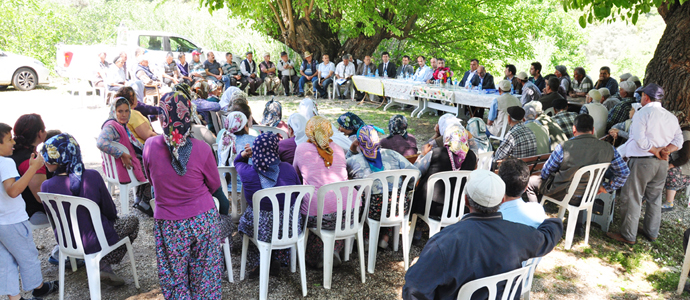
[1,83,689,300]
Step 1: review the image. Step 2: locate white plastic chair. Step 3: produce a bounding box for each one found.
[456,266,530,300]
[211,111,223,135]
[678,240,690,295]
[521,257,543,300]
[240,185,315,300]
[308,178,373,289]
[365,169,420,273]
[37,192,140,300]
[476,151,495,170]
[332,81,355,100]
[100,142,148,215]
[218,166,245,223]
[409,171,471,242]
[540,162,610,250]
[252,125,288,140]
[489,114,510,142]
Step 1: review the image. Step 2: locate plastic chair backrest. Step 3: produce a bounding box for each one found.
[100,141,135,184]
[476,151,494,171]
[365,169,420,224]
[211,112,223,135]
[521,257,542,296]
[251,185,315,248]
[544,107,555,117]
[456,266,529,300]
[218,166,242,222]
[252,125,288,140]
[425,171,471,224]
[37,192,110,258]
[316,178,374,238]
[566,162,610,208]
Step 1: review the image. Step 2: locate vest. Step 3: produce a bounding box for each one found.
[536,114,568,151]
[524,121,550,155]
[241,59,256,76]
[489,93,521,136]
[102,120,147,184]
[584,102,608,138]
[413,148,477,209]
[541,134,613,198]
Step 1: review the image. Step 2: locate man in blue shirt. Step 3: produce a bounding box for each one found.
[411,56,433,82]
[297,51,318,97]
[594,66,619,96]
[498,158,547,228]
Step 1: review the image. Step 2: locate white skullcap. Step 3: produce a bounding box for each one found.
[524,101,543,114]
[588,89,602,102]
[619,73,632,81]
[438,114,461,136]
[620,80,637,94]
[498,80,511,92]
[516,71,528,81]
[629,75,640,83]
[598,87,610,98]
[466,170,506,208]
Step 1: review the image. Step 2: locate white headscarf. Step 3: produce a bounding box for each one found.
[127,80,145,102]
[438,114,461,136]
[287,113,308,145]
[298,98,319,120]
[218,111,248,167]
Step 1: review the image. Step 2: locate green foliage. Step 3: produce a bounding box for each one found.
[646,270,680,292]
[564,0,681,28]
[0,0,288,77]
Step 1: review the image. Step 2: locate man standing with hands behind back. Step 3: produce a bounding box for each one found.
[608,83,684,245]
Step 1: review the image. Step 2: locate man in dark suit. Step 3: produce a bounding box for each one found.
[459,58,479,87]
[470,65,495,90]
[396,55,415,78]
[377,51,397,78]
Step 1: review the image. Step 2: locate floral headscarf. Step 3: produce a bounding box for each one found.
[41,133,84,196]
[298,98,319,120]
[107,97,143,151]
[438,113,461,137]
[305,116,334,167]
[218,111,248,166]
[357,125,386,172]
[252,132,281,188]
[444,124,470,171]
[387,114,408,139]
[159,92,193,176]
[219,86,248,111]
[337,112,366,136]
[287,113,308,145]
[262,98,283,127]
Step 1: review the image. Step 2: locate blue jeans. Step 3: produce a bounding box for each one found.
[298,75,318,93]
[314,78,333,97]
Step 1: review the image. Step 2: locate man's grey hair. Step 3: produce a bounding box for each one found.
[342,54,351,60]
[467,195,501,215]
[574,67,586,76]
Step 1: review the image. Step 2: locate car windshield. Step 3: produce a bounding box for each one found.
[170,37,197,53]
[139,36,164,51]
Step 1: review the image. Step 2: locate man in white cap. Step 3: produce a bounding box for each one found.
[569,67,594,98]
[487,80,521,137]
[607,80,638,130]
[580,89,609,138]
[518,71,541,105]
[619,72,633,83]
[259,52,280,95]
[523,102,550,155]
[403,170,563,300]
[598,87,619,110]
[240,51,264,96]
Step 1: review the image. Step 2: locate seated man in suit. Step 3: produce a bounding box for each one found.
[396,55,415,78]
[459,58,479,88]
[470,65,495,89]
[377,51,397,78]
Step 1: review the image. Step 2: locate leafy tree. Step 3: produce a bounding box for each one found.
[567,0,690,111]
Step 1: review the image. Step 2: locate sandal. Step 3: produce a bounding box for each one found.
[662,202,674,212]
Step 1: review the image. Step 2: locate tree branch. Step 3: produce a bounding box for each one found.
[286,0,295,35]
[305,0,315,17]
[268,2,287,33]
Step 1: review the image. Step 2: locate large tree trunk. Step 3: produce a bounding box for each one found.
[647,1,690,112]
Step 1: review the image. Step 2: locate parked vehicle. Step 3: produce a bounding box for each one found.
[55,25,240,82]
[0,49,51,91]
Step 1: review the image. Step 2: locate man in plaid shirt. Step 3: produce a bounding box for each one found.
[552,98,578,139]
[493,106,538,162]
[569,67,593,98]
[606,80,637,130]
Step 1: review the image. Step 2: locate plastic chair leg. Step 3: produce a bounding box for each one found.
[258,246,271,300]
[584,208,593,247]
[290,245,297,273]
[120,183,131,215]
[240,235,249,280]
[401,221,411,270]
[297,239,308,297]
[70,257,77,272]
[367,220,381,273]
[344,237,352,262]
[322,235,336,289]
[223,238,234,282]
[84,257,102,300]
[557,205,567,220]
[677,239,690,294]
[564,208,579,250]
[393,225,401,252]
[357,230,366,283]
[58,251,66,300]
[126,241,140,288]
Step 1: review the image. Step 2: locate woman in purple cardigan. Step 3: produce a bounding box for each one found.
[143,92,223,299]
[40,133,139,286]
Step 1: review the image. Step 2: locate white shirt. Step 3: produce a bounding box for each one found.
[498,199,547,228]
[412,65,433,82]
[317,62,335,79]
[466,70,477,86]
[0,157,29,225]
[106,65,127,85]
[277,59,295,76]
[335,61,356,79]
[621,101,683,157]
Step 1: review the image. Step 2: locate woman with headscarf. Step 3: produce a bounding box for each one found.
[235,132,302,277]
[278,113,308,164]
[9,114,48,226]
[216,111,255,193]
[293,116,351,268]
[142,92,224,299]
[261,98,289,133]
[555,65,572,95]
[97,97,153,216]
[411,124,477,239]
[41,133,139,286]
[346,125,418,248]
[337,112,366,141]
[297,98,353,152]
[662,112,690,212]
[380,114,418,157]
[114,87,157,145]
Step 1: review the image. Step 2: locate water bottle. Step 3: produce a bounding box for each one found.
[375,69,379,77]
[478,83,482,91]
[510,84,514,94]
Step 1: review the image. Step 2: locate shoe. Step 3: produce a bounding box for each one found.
[32,280,59,298]
[48,255,85,268]
[297,92,304,97]
[134,202,154,217]
[606,232,636,245]
[249,92,260,96]
[247,267,260,279]
[378,238,389,249]
[638,228,657,242]
[284,92,291,96]
[662,203,674,212]
[267,91,275,96]
[101,271,125,287]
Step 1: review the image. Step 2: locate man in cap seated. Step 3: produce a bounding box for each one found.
[487,80,521,137]
[403,170,563,300]
[551,98,578,139]
[580,89,609,138]
[240,51,264,96]
[606,80,638,130]
[619,72,632,83]
[493,106,539,162]
[518,71,541,105]
[523,102,550,155]
[259,52,280,95]
[598,87,619,110]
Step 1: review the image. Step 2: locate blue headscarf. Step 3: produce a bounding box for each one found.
[41,133,84,196]
[337,112,366,136]
[252,132,281,188]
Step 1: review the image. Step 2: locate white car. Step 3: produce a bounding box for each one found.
[0,50,50,91]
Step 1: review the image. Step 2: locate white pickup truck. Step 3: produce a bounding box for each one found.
[55,25,240,81]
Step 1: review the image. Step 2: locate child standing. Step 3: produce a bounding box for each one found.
[0,123,58,300]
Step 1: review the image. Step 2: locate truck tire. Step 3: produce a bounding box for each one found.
[0,85,7,91]
[13,68,37,91]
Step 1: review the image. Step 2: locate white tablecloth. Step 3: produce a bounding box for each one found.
[382,79,421,100]
[352,76,384,96]
[453,89,499,108]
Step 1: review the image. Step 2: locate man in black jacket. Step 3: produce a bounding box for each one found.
[403,170,563,300]
[459,58,479,87]
[377,51,397,78]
